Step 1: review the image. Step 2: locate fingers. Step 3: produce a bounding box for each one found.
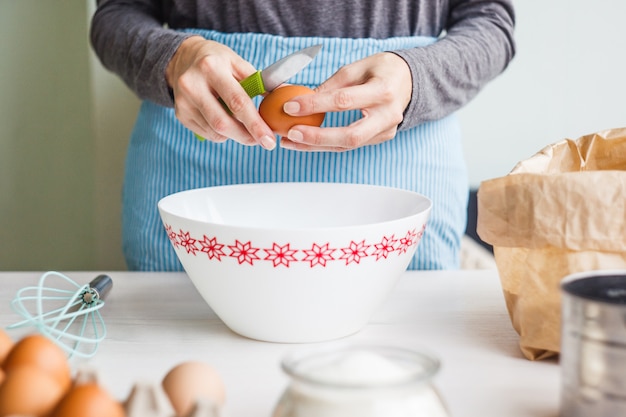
[287,62,408,117]
[167,38,276,149]
[169,44,411,152]
[278,80,404,151]
[288,85,375,116]
[278,53,411,151]
[174,94,258,147]
[280,113,400,152]
[214,80,277,149]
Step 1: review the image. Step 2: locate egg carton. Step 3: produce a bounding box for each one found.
[88,366,224,417]
[124,382,222,417]
[1,331,226,417]
[5,367,223,417]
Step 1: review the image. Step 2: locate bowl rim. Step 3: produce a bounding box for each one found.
[157,182,432,233]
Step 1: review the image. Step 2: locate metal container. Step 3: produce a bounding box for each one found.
[561,270,626,417]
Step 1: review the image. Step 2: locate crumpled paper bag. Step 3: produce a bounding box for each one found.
[476,127,626,360]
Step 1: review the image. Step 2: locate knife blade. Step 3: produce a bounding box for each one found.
[239,44,323,97]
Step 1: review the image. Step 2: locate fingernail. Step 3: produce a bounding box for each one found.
[287,129,303,142]
[261,135,276,150]
[283,101,300,115]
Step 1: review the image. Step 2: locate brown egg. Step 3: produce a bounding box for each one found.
[50,382,125,417]
[162,361,226,417]
[3,333,71,391]
[259,85,325,137]
[0,329,13,366]
[0,365,66,417]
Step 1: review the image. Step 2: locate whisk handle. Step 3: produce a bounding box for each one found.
[89,274,113,301]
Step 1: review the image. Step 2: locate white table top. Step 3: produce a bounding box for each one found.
[0,270,560,417]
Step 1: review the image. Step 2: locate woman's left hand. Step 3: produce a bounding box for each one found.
[279,52,412,152]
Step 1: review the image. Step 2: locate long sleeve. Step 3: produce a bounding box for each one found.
[395,0,516,129]
[90,0,515,117]
[90,0,193,107]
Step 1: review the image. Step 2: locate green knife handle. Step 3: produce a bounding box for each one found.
[240,70,266,97]
[218,70,266,107]
[195,70,266,141]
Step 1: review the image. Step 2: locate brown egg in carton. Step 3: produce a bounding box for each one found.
[123,361,226,417]
[79,363,226,417]
[0,330,226,417]
[3,365,225,417]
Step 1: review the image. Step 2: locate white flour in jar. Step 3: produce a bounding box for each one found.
[274,348,449,417]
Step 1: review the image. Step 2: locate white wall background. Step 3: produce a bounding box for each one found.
[1,0,624,270]
[459,1,626,187]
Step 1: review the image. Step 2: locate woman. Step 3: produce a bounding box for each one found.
[90,0,515,271]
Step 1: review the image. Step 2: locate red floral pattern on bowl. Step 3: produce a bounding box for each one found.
[164,223,426,268]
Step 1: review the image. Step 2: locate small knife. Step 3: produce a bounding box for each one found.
[195,44,323,141]
[239,44,323,97]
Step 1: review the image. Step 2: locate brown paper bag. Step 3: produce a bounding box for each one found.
[476,127,626,360]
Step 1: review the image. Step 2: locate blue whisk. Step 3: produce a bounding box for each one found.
[7,271,112,358]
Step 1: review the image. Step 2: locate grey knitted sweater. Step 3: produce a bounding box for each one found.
[90,0,515,129]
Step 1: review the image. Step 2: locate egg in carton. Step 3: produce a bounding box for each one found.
[125,381,223,417]
[0,365,225,417]
[59,364,224,417]
[159,361,226,417]
[103,360,226,417]
[0,329,225,417]
[0,365,125,417]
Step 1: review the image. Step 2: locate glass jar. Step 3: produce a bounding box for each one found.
[272,344,450,417]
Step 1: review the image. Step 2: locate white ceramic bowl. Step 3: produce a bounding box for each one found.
[157,182,431,343]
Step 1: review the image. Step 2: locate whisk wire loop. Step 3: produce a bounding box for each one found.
[7,271,110,358]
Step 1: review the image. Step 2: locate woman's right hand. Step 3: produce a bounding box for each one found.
[166,36,277,150]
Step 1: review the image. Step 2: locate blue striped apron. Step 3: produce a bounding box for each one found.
[122,29,468,271]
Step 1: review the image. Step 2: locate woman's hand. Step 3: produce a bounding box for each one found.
[166,36,277,150]
[279,52,412,152]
